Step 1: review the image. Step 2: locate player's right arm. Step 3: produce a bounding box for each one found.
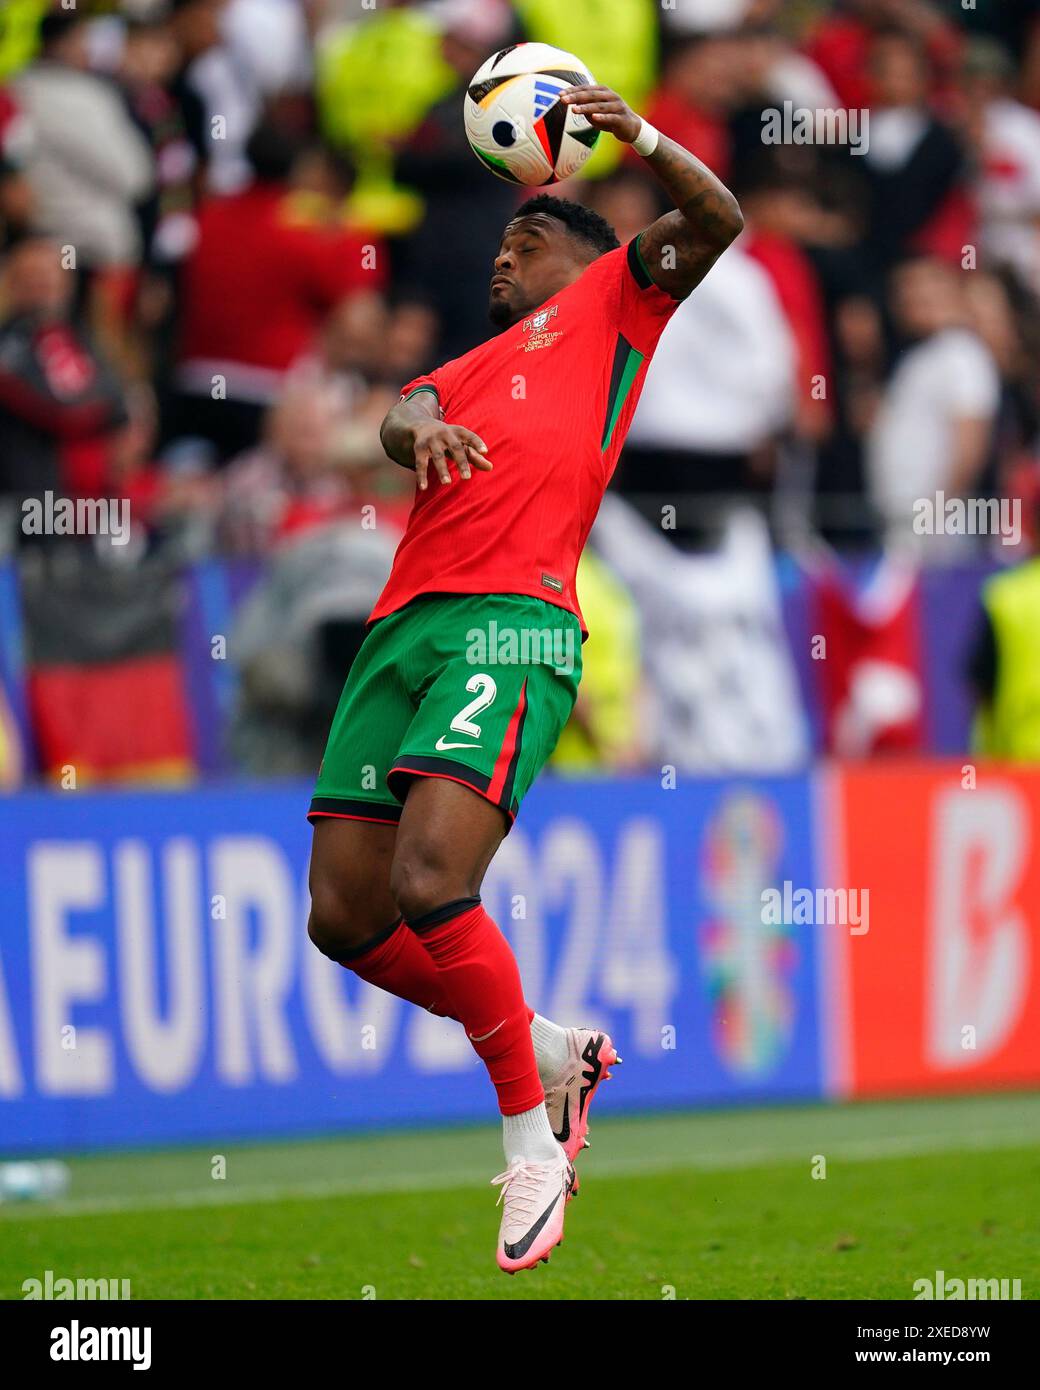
[379,389,493,492]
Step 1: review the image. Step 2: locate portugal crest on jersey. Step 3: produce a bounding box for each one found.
[519,303,562,351]
[523,305,558,335]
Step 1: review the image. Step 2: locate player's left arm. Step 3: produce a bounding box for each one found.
[560,85,744,298]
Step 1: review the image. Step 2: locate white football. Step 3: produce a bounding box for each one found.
[464,41,600,186]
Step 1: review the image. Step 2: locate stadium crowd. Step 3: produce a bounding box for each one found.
[0,0,1039,784]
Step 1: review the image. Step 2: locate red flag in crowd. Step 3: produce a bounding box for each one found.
[810,561,927,756]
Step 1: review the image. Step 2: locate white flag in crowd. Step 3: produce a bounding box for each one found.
[592,496,810,773]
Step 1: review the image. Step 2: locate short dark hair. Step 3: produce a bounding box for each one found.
[245,120,303,184]
[870,23,931,65]
[510,194,620,258]
[39,13,88,49]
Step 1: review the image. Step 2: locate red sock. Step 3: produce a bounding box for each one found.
[337,918,535,1035]
[338,919,456,1018]
[407,898,543,1116]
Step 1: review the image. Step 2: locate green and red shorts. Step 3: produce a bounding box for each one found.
[309,592,582,828]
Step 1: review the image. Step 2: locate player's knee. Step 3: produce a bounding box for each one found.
[390,842,466,924]
[307,878,385,958]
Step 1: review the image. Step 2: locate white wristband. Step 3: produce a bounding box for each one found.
[632,119,659,158]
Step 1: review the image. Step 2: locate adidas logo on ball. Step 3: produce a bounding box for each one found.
[464,42,600,186]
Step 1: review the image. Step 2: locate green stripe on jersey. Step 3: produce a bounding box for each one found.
[601,342,645,451]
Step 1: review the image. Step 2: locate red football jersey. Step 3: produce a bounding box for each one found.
[179,186,384,372]
[369,236,683,633]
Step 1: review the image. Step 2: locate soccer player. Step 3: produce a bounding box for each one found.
[306,84,743,1272]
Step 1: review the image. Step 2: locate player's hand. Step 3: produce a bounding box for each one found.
[411,421,493,490]
[559,85,641,144]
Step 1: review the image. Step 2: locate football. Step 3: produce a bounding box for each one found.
[464,42,600,186]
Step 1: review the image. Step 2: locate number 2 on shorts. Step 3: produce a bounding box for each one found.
[450,674,497,739]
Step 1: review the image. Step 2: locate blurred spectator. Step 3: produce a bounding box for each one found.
[169,0,291,198]
[663,0,761,37]
[858,25,969,273]
[726,22,841,184]
[13,8,159,372]
[737,161,835,443]
[867,256,1000,554]
[640,32,741,181]
[228,521,400,776]
[219,380,358,556]
[581,166,668,246]
[287,292,441,526]
[379,298,440,388]
[963,271,1040,506]
[617,243,796,545]
[224,0,311,100]
[969,535,1040,761]
[1021,17,1040,113]
[185,0,312,194]
[393,0,518,361]
[791,165,886,543]
[290,289,389,402]
[812,293,887,546]
[0,86,34,249]
[167,118,384,461]
[13,11,154,269]
[958,37,1040,299]
[935,0,1040,93]
[119,13,198,269]
[0,236,126,504]
[804,0,962,112]
[552,547,645,772]
[105,381,169,534]
[732,19,841,110]
[167,0,227,188]
[115,13,201,387]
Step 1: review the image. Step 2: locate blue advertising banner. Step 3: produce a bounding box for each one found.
[0,776,824,1153]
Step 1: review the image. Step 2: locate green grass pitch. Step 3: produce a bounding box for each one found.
[2,1092,1038,1300]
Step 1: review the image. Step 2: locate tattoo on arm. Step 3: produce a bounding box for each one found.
[638,134,744,297]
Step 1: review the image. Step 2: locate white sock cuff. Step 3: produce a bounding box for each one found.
[530,1013,569,1079]
[503,1102,559,1163]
